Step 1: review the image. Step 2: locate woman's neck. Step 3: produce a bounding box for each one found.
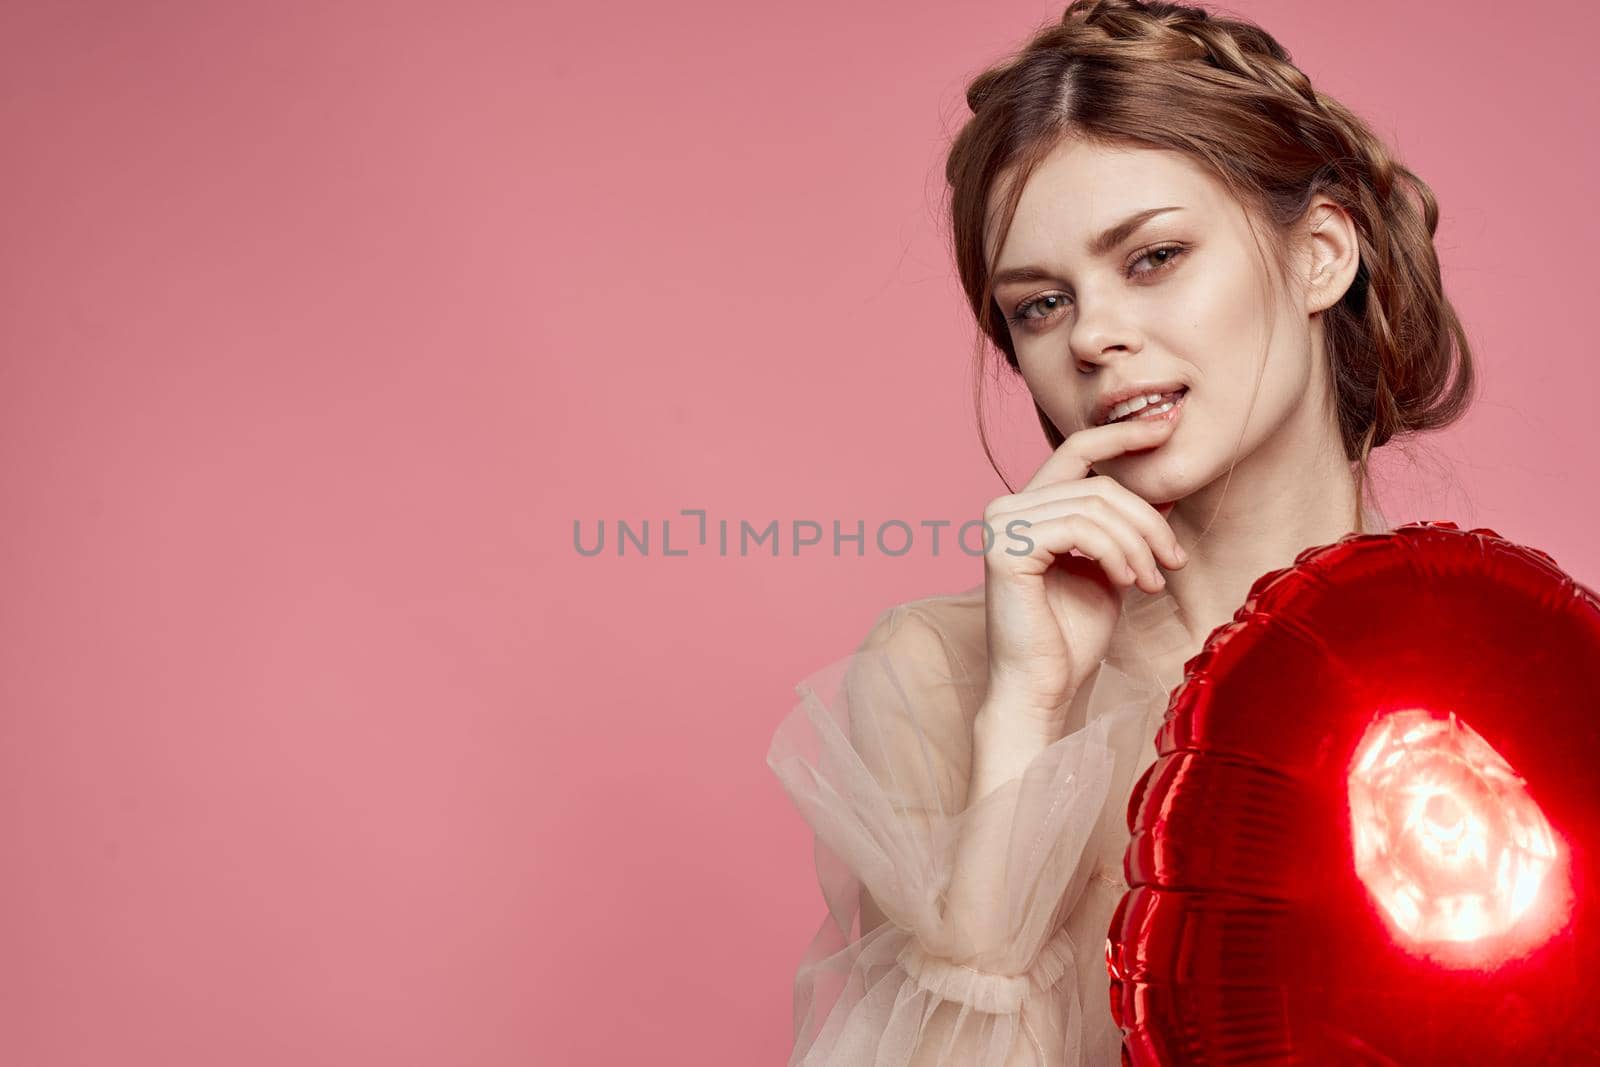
[1160,451,1372,653]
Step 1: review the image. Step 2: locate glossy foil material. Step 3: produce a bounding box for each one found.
[1106,521,1600,1065]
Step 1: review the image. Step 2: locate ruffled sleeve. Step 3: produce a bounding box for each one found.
[766,584,1184,1066]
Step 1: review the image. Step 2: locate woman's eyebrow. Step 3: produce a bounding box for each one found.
[992,205,1185,287]
[1087,205,1183,256]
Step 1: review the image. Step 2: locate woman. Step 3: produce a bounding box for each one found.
[766,1,1475,1063]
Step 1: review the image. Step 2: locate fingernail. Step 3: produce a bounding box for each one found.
[1175,546,1188,563]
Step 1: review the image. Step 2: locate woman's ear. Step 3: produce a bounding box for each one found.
[1299,196,1361,316]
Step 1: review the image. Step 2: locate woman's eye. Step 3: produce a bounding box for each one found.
[1009,293,1069,327]
[1128,243,1188,276]
[1004,244,1188,332]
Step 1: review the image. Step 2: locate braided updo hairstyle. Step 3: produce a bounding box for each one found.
[948,0,1475,523]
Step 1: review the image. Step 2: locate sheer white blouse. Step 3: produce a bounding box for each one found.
[767,505,1390,1065]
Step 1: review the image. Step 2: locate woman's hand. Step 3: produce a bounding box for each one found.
[980,414,1188,738]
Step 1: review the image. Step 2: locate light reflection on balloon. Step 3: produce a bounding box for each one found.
[1348,707,1565,955]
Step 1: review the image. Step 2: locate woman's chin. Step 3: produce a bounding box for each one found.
[1098,462,1184,509]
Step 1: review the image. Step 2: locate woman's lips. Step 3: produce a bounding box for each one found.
[1115,387,1186,427]
[1109,388,1186,463]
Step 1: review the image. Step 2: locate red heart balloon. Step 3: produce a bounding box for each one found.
[1107,520,1600,1065]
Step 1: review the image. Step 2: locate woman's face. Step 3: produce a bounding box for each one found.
[986,138,1335,510]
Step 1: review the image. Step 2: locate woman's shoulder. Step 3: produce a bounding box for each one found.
[869,579,986,633]
[858,580,988,681]
[792,581,991,748]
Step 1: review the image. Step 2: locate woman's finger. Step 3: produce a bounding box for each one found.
[989,510,1141,589]
[1021,411,1179,495]
[1083,477,1187,569]
[994,473,1185,570]
[997,494,1167,591]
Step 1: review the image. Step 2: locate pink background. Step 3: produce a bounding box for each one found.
[2,0,1594,1063]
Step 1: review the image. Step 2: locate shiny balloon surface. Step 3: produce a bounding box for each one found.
[1107,521,1600,1065]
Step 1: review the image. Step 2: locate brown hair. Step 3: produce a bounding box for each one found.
[945,0,1475,526]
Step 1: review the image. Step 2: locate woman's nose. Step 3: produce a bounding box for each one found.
[1070,299,1143,370]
